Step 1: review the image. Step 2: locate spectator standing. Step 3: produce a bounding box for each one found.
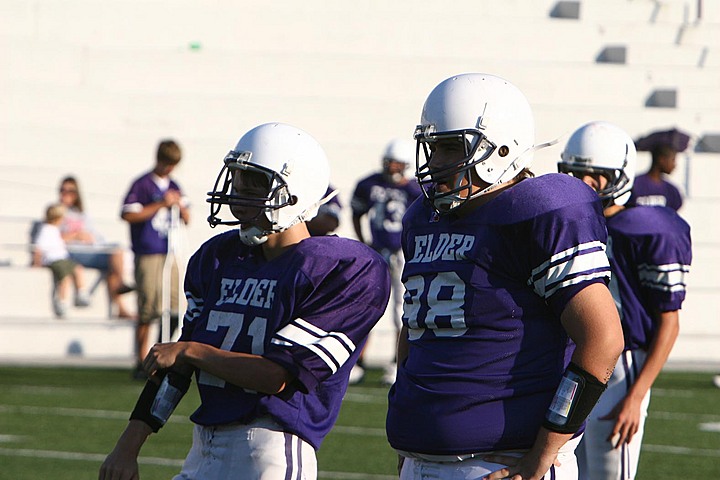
[386,73,623,479]
[121,139,190,379]
[627,144,683,210]
[351,138,422,384]
[57,176,134,318]
[32,203,90,318]
[559,121,692,480]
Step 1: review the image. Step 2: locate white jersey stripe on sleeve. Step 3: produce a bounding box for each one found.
[530,241,606,279]
[272,318,356,373]
[543,271,612,298]
[529,243,610,298]
[183,293,203,323]
[638,263,690,292]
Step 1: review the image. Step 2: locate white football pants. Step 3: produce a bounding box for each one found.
[576,349,650,480]
[173,417,317,480]
[399,435,582,480]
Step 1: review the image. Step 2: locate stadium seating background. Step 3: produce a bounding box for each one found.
[1,0,718,367]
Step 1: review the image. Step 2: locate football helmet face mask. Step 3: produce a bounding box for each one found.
[558,121,637,207]
[207,123,330,245]
[415,73,536,214]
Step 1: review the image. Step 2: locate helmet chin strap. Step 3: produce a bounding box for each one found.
[238,225,269,246]
[238,189,340,246]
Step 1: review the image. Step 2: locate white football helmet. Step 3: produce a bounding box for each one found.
[382,137,415,183]
[559,121,637,206]
[415,73,536,213]
[207,123,330,244]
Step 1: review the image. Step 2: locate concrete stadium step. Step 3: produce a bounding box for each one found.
[0,315,136,362]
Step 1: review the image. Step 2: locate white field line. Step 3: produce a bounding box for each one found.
[0,404,387,435]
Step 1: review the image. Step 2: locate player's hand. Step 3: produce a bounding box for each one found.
[481,451,561,480]
[99,449,140,480]
[599,393,643,448]
[99,421,152,480]
[142,342,187,376]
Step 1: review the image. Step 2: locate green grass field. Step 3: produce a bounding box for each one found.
[0,366,718,479]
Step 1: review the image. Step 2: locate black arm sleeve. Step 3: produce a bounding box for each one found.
[543,362,607,434]
[130,370,191,433]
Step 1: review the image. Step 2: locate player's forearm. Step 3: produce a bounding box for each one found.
[530,427,573,467]
[628,310,679,400]
[114,420,154,455]
[180,342,292,394]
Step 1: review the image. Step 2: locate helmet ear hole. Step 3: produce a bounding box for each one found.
[289,195,298,206]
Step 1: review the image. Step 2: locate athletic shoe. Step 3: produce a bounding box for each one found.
[713,374,720,389]
[74,291,91,307]
[52,298,67,318]
[348,364,365,385]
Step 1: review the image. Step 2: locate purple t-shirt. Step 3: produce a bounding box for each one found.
[351,173,422,252]
[121,172,184,255]
[180,232,390,450]
[627,173,683,211]
[386,173,611,455]
[606,206,691,351]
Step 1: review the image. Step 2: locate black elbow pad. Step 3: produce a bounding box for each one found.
[130,370,191,432]
[543,362,607,434]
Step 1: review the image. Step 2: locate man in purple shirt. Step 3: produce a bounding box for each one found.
[386,74,623,480]
[101,123,390,480]
[559,121,691,479]
[627,144,683,210]
[121,139,191,379]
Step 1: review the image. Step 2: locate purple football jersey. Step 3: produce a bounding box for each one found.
[627,174,683,211]
[386,174,611,455]
[351,173,423,252]
[121,172,184,255]
[606,206,691,351]
[180,232,390,450]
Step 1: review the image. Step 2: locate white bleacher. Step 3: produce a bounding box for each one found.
[1,0,718,368]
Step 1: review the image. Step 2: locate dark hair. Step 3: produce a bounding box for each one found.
[157,139,182,165]
[651,144,676,165]
[59,176,84,212]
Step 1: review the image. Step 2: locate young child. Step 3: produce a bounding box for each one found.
[32,203,90,318]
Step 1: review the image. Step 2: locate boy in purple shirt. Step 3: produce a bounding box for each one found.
[101,123,390,480]
[386,74,623,480]
[121,139,190,379]
[351,138,422,384]
[559,121,691,479]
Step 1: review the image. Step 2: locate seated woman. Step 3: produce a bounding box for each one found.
[57,176,134,319]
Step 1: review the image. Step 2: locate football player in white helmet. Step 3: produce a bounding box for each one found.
[382,137,416,184]
[100,123,391,480]
[350,138,422,385]
[559,121,692,480]
[386,74,624,480]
